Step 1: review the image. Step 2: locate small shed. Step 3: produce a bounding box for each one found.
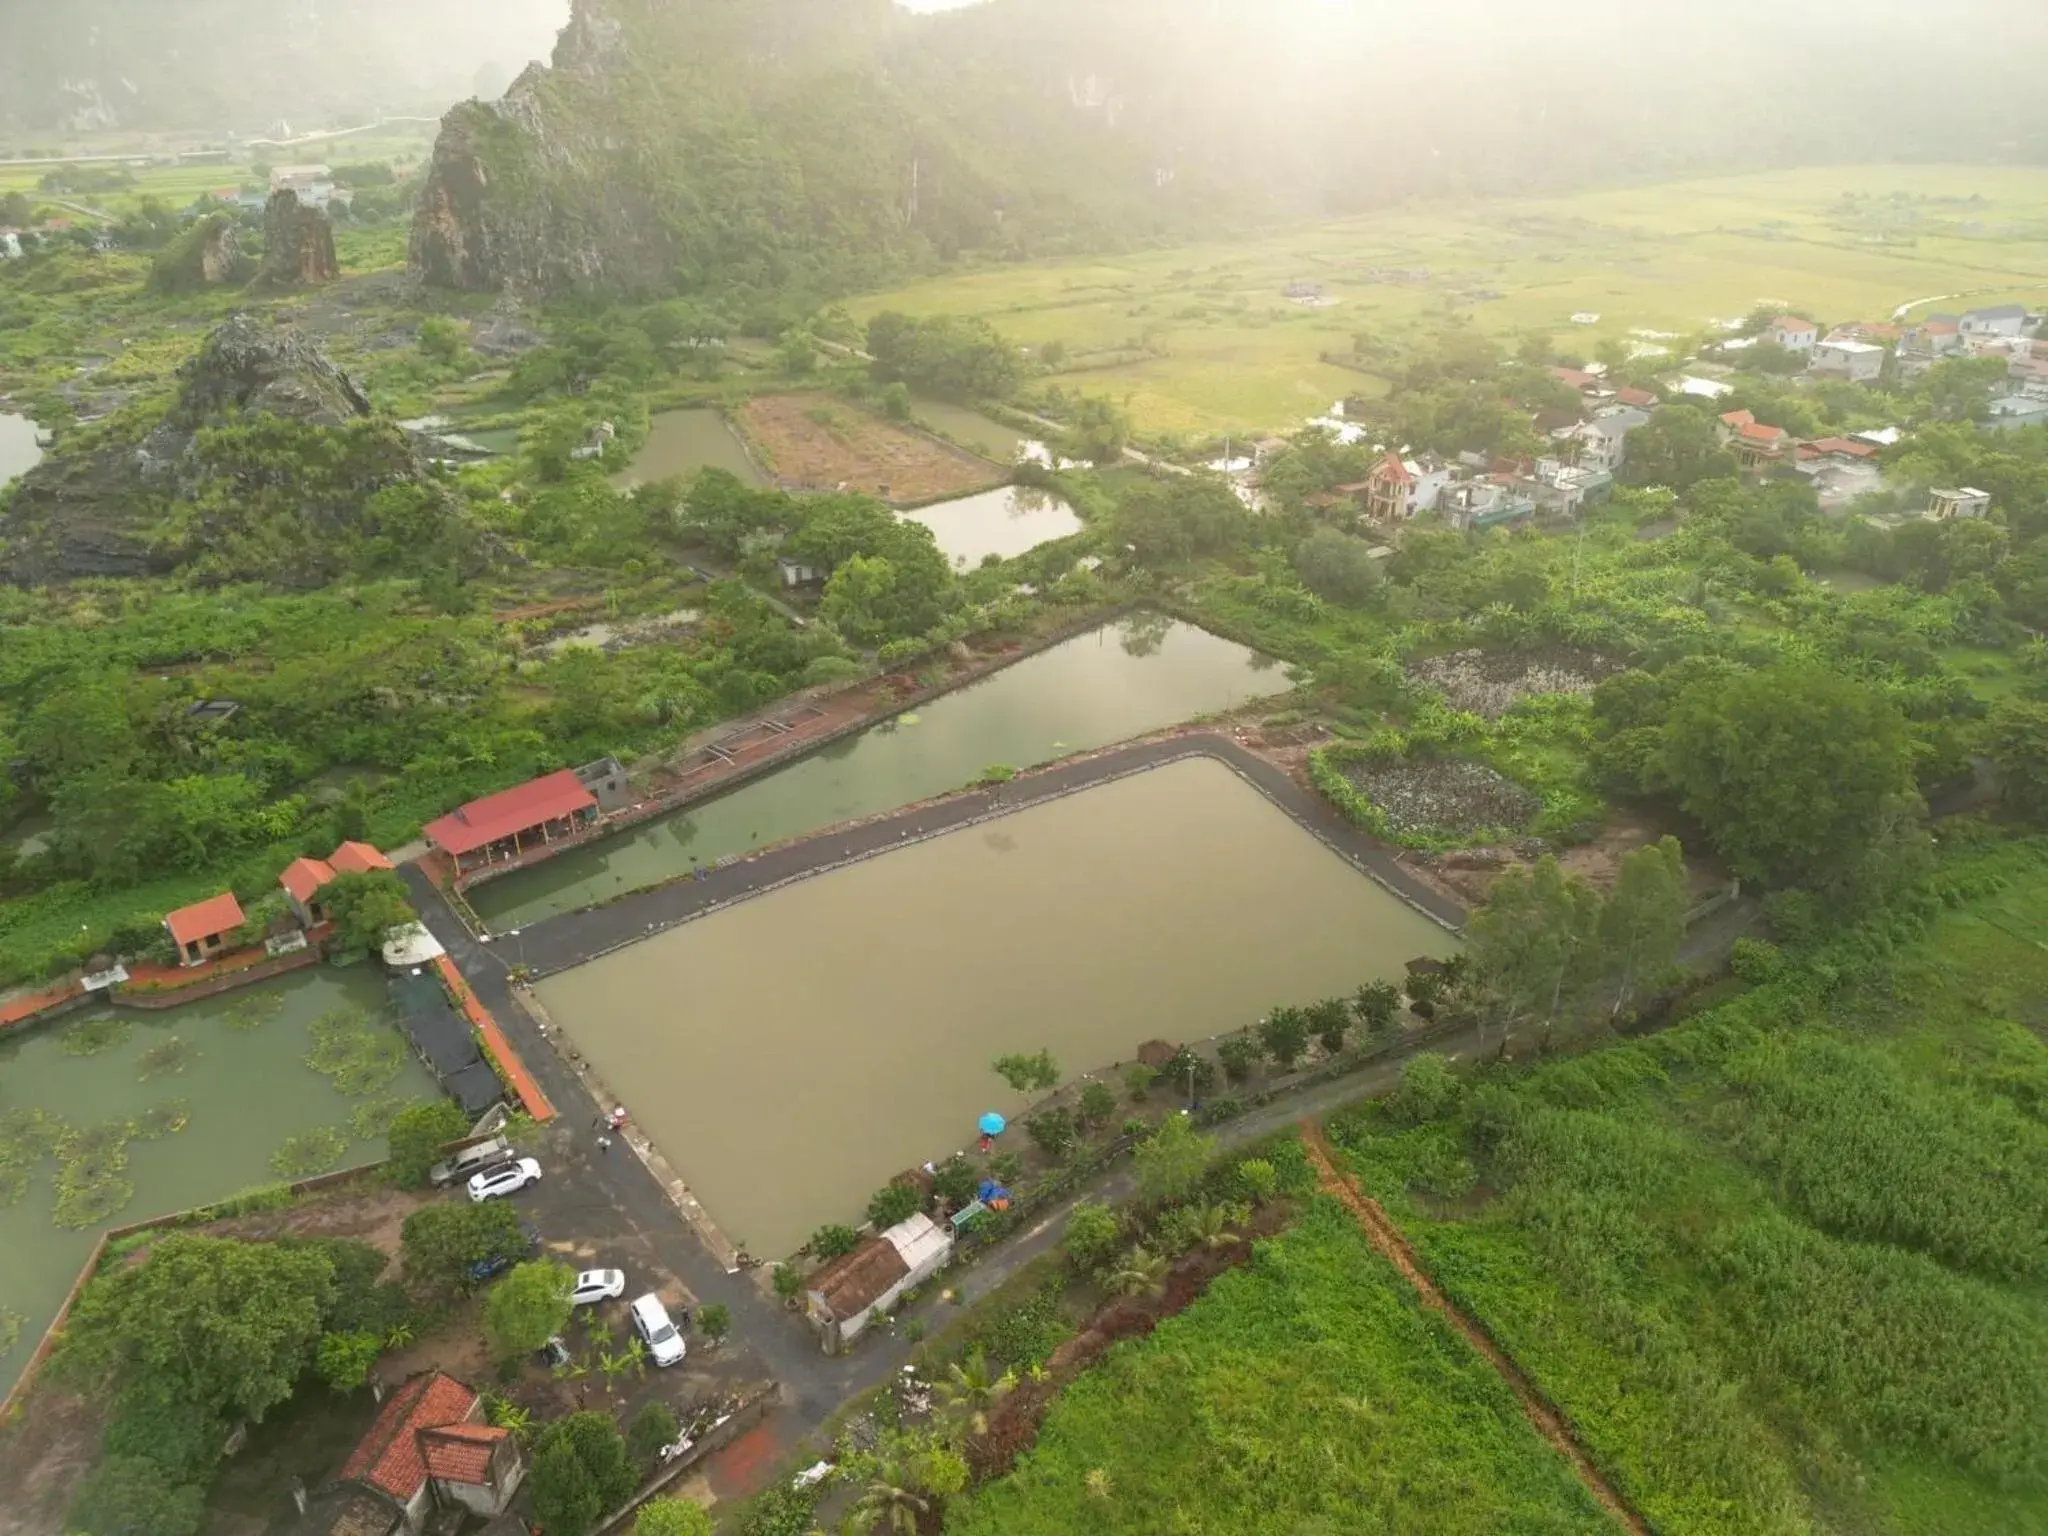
[164,891,245,967]
[804,1212,954,1354]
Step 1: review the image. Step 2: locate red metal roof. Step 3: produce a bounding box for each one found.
[279,857,336,904]
[1615,387,1659,407]
[341,1373,479,1500]
[1771,315,1815,332]
[1804,436,1878,459]
[418,1423,507,1486]
[1720,409,1755,428]
[164,892,245,947]
[1369,451,1412,486]
[330,841,394,875]
[423,771,596,857]
[1549,366,1597,390]
[1739,422,1787,443]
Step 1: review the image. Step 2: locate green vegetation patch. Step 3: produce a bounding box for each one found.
[137,1034,194,1080]
[949,1200,1605,1535]
[222,990,286,1032]
[269,1127,351,1180]
[347,1093,413,1140]
[1325,838,2048,1535]
[305,1009,405,1097]
[58,1015,133,1057]
[132,1101,191,1141]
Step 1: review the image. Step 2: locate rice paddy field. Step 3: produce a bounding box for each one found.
[851,164,2048,436]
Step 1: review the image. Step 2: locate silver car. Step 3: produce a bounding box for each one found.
[467,1157,542,1203]
[570,1269,627,1307]
[630,1293,686,1367]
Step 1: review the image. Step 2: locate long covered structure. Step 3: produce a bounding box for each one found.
[423,771,599,878]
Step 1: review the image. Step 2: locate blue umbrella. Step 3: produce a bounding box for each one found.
[978,1112,1007,1137]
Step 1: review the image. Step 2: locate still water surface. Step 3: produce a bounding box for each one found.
[0,413,43,491]
[537,756,1457,1256]
[613,409,766,489]
[904,485,1085,567]
[471,617,1285,929]
[0,967,435,1400]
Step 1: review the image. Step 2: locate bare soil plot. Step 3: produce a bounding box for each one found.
[737,392,1003,503]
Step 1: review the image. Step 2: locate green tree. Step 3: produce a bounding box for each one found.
[482,1259,575,1364]
[1259,1006,1312,1068]
[1659,663,1915,884]
[531,1412,638,1536]
[627,1401,681,1473]
[868,1180,923,1228]
[1353,981,1403,1039]
[1988,698,2048,823]
[1217,1034,1263,1084]
[1064,394,1131,464]
[634,1497,714,1536]
[417,315,470,366]
[1106,1245,1169,1299]
[400,1200,524,1294]
[811,1224,860,1259]
[1599,836,1689,1018]
[66,1455,204,1536]
[937,1346,1016,1438]
[1623,405,1738,490]
[1063,1202,1122,1273]
[314,1328,383,1392]
[386,1099,469,1186]
[1028,1108,1079,1157]
[1076,1079,1118,1130]
[1386,1053,1462,1126]
[992,1050,1060,1092]
[62,1234,336,1435]
[321,869,415,957]
[1134,1113,1215,1206]
[1305,998,1352,1055]
[777,329,819,376]
[697,1302,731,1343]
[1293,527,1384,607]
[1464,857,1603,1041]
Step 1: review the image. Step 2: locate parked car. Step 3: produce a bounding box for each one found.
[629,1293,687,1367]
[570,1269,627,1307]
[468,1157,542,1203]
[468,1219,542,1284]
[536,1335,572,1369]
[429,1136,513,1188]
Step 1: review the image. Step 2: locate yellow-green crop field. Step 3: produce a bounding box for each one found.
[851,164,2048,436]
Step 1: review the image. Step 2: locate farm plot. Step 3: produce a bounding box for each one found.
[737,393,1004,503]
[1405,647,1623,720]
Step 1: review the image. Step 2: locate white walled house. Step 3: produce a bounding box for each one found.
[1960,304,2028,339]
[1807,338,1886,384]
[1764,315,1820,353]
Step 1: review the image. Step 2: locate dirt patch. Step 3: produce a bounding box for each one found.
[0,1385,106,1536]
[1300,1125,1651,1536]
[738,393,1003,503]
[1405,646,1622,720]
[1343,755,1539,842]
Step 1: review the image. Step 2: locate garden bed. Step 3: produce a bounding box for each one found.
[737,393,1003,503]
[1404,646,1622,720]
[1340,755,1540,843]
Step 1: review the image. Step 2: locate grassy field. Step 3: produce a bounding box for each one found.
[1326,834,2048,1536]
[852,164,2048,436]
[946,1198,1608,1535]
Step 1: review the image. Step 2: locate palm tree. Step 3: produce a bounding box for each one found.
[849,1459,931,1535]
[936,1347,1016,1439]
[1108,1245,1169,1299]
[1186,1203,1240,1251]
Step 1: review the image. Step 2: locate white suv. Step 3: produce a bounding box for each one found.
[630,1294,687,1367]
[467,1157,542,1203]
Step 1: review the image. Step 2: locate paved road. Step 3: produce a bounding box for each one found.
[477,734,1463,981]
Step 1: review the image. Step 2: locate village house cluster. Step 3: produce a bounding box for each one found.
[1277,300,2042,538]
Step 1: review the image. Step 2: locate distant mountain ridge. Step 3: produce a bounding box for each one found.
[407,0,2048,301]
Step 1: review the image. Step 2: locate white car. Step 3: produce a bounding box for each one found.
[468,1157,542,1203]
[630,1293,687,1367]
[570,1269,627,1307]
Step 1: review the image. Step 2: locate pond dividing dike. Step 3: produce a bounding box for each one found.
[464,733,1466,980]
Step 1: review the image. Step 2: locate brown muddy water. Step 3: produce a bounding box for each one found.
[535,755,1456,1257]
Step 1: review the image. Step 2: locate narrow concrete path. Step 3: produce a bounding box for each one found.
[1300,1125,1651,1536]
[480,734,1464,981]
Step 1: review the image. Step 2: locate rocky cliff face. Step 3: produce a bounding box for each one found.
[148,214,251,294]
[252,192,339,291]
[0,316,439,586]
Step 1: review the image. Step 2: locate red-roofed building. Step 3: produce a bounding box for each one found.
[1765,315,1819,353]
[331,841,395,876]
[1717,410,1789,467]
[1613,386,1660,409]
[328,1372,522,1532]
[1548,365,1598,392]
[164,892,245,967]
[280,857,338,926]
[423,770,598,876]
[1798,436,1880,463]
[279,842,395,926]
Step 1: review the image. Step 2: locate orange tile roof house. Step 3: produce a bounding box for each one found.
[279,842,396,925]
[163,892,245,967]
[1764,315,1820,352]
[423,770,599,876]
[308,1372,523,1535]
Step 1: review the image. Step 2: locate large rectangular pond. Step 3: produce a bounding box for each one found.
[536,756,1456,1256]
[613,409,766,490]
[470,617,1287,930]
[0,967,438,1401]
